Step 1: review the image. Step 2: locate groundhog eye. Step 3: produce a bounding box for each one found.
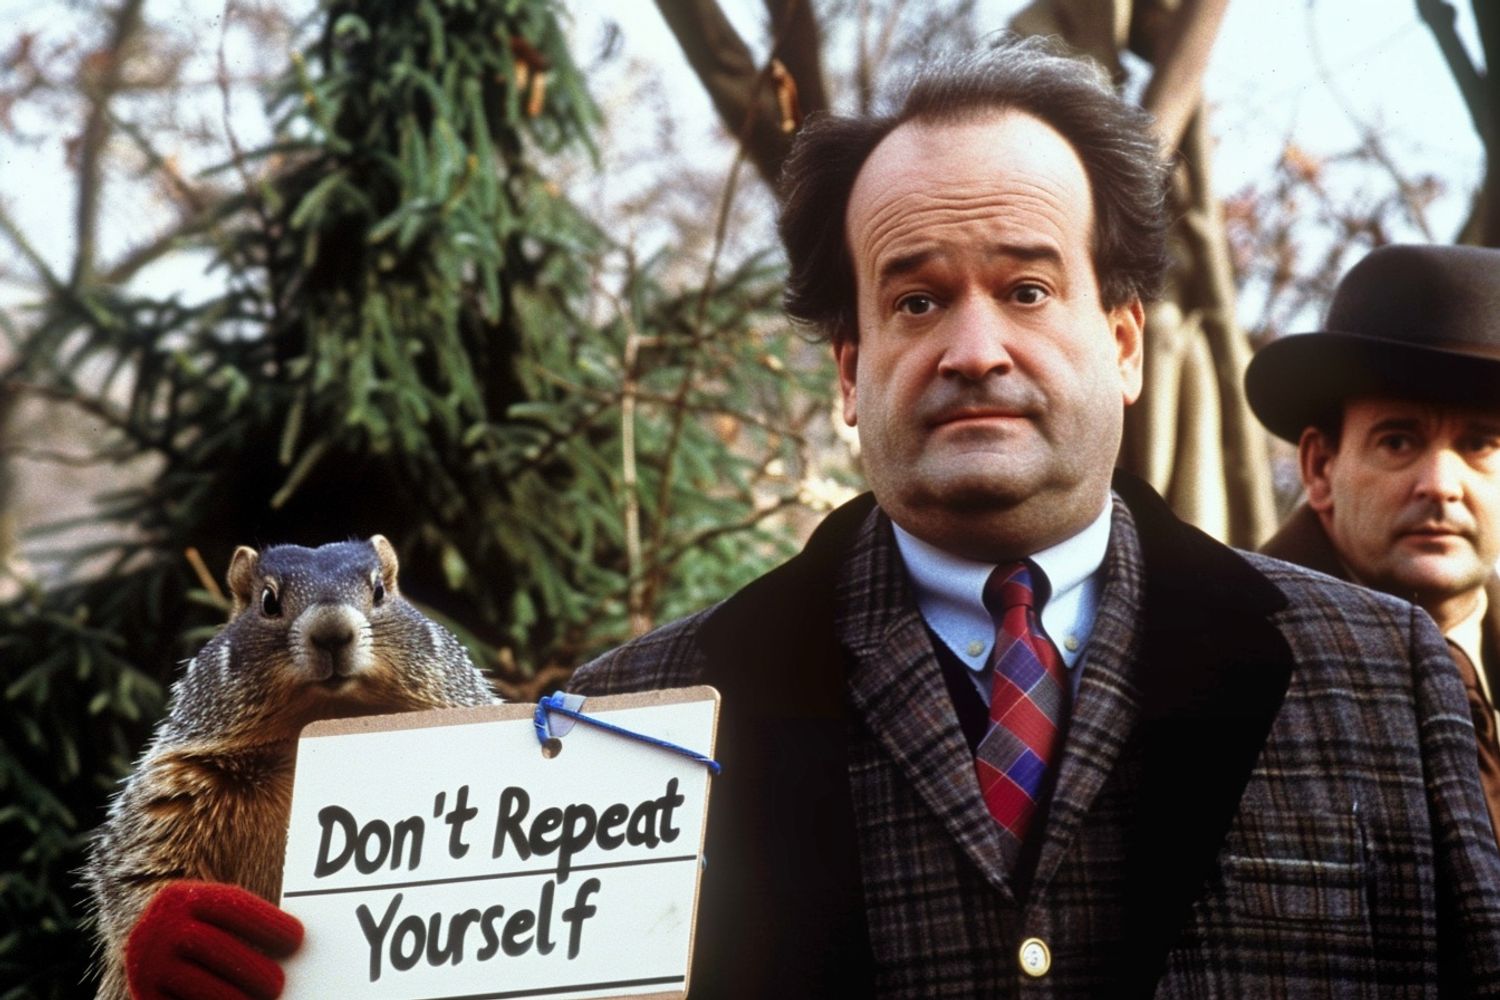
[372,580,386,606]
[260,586,281,617]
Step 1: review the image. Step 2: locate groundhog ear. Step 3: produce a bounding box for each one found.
[226,546,260,617]
[370,535,400,594]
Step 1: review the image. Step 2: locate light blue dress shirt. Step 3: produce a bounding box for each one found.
[891,500,1112,703]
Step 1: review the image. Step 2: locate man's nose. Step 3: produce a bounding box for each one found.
[1413,447,1466,504]
[936,296,1014,380]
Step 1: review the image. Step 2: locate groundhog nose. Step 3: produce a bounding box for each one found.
[310,622,355,651]
[304,614,362,681]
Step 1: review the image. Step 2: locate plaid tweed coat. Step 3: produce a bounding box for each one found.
[570,475,1500,998]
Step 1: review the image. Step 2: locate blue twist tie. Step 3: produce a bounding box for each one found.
[534,691,722,775]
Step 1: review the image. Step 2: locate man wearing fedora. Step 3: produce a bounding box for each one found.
[1246,242,1500,845]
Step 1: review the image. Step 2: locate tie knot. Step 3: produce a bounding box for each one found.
[984,561,1037,617]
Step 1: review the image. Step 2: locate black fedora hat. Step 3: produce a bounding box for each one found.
[1245,243,1500,443]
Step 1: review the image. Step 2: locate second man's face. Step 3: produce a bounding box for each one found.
[835,111,1143,561]
[1304,396,1500,615]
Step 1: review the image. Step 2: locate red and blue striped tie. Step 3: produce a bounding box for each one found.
[974,561,1070,861]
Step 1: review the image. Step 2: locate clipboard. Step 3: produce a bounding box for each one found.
[278,686,720,999]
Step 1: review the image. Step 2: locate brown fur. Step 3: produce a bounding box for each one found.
[84,536,495,998]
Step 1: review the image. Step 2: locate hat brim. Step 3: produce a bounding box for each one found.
[1245,331,1500,443]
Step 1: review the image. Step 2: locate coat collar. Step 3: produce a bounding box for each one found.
[1260,502,1347,579]
[832,506,1017,895]
[1107,472,1294,993]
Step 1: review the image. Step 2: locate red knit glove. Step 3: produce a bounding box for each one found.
[125,881,304,1000]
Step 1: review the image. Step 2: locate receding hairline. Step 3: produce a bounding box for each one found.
[845,109,1103,298]
[777,37,1171,344]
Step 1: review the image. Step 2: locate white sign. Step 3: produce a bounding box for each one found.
[279,687,719,999]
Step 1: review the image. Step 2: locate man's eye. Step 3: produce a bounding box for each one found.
[1376,433,1417,454]
[1460,435,1500,456]
[1012,284,1048,305]
[897,294,936,316]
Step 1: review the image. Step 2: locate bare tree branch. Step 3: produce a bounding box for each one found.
[531,363,811,441]
[1468,0,1500,244]
[763,0,829,124]
[71,0,148,287]
[1138,0,1229,151]
[855,0,905,114]
[653,0,827,188]
[1417,0,1489,145]
[1417,0,1500,244]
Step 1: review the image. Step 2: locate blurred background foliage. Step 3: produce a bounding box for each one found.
[0,0,840,991]
[0,0,1494,993]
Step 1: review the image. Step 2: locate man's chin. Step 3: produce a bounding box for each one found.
[916,479,1032,513]
[1378,557,1491,604]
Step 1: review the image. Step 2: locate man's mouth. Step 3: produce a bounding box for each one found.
[1397,523,1471,543]
[928,407,1026,428]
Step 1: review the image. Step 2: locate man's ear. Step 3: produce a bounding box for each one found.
[1112,297,1145,405]
[834,335,859,427]
[1299,426,1338,512]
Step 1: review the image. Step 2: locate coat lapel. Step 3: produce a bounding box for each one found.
[1103,472,1296,995]
[1029,496,1147,890]
[693,492,878,997]
[834,511,1016,896]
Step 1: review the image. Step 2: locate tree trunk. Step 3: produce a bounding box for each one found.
[1013,0,1276,546]
[1420,0,1500,246]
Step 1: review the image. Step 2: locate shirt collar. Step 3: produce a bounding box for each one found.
[1450,587,1490,701]
[891,499,1113,675]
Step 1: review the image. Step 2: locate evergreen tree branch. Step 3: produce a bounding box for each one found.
[0,444,138,466]
[530,364,808,441]
[98,206,224,285]
[0,201,66,294]
[3,379,148,449]
[644,493,802,583]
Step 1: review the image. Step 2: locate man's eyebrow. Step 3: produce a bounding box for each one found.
[985,242,1063,265]
[1367,416,1420,435]
[877,249,937,287]
[875,242,1062,287]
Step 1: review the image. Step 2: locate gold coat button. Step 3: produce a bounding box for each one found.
[1018,937,1051,977]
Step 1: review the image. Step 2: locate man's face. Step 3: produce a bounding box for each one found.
[1302,396,1500,616]
[835,111,1143,560]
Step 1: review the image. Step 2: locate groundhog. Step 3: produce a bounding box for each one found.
[85,535,496,998]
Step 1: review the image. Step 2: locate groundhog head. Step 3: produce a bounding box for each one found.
[169,535,444,741]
